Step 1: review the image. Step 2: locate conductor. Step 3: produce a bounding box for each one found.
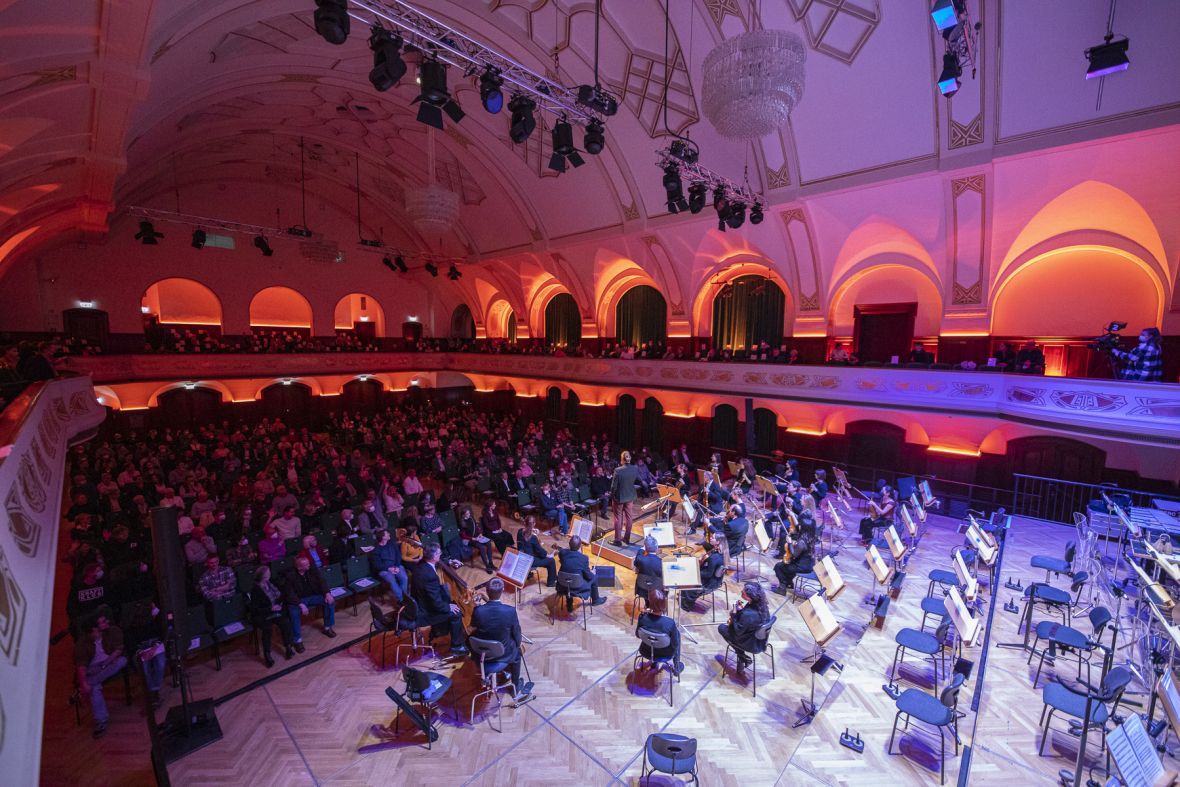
[610,451,639,546]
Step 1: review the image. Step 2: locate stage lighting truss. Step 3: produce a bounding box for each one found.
[654,147,760,217]
[344,0,603,130]
[933,0,980,96]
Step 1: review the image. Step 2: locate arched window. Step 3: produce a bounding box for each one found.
[545,386,563,420]
[506,312,518,344]
[544,293,581,349]
[615,285,667,348]
[565,390,580,424]
[450,304,476,339]
[617,394,636,448]
[752,408,778,454]
[712,404,739,451]
[641,397,664,452]
[712,275,785,352]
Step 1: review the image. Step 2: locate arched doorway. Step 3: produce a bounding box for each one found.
[641,397,664,453]
[615,285,667,349]
[142,278,224,350]
[260,382,312,426]
[752,408,778,454]
[333,293,385,343]
[617,394,637,448]
[450,304,476,340]
[565,390,580,425]
[544,293,581,349]
[712,276,786,351]
[157,387,222,429]
[712,404,739,451]
[545,386,563,420]
[342,378,385,414]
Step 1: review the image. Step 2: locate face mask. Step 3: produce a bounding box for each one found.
[93,570,104,581]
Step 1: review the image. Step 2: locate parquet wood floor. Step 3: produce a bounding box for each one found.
[44,500,1177,786]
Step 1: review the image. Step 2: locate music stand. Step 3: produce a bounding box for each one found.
[496,548,535,608]
[797,594,842,725]
[884,525,907,569]
[643,521,677,549]
[360,686,441,753]
[953,549,980,606]
[663,556,703,644]
[727,460,742,479]
[815,556,846,603]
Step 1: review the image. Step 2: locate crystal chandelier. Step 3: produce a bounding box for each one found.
[404,184,459,234]
[701,30,807,140]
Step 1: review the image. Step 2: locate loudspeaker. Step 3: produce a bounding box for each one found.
[595,565,616,587]
[150,506,188,642]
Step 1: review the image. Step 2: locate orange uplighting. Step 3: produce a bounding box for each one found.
[788,427,827,436]
[665,412,695,419]
[157,320,222,327]
[940,332,989,337]
[516,393,537,398]
[579,401,606,407]
[319,392,342,397]
[475,388,496,393]
[793,332,827,338]
[927,445,981,457]
[119,405,150,412]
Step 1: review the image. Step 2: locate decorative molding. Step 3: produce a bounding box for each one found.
[786,0,881,64]
[952,281,982,305]
[766,163,792,190]
[622,202,640,221]
[949,113,984,149]
[950,173,986,305]
[703,0,743,27]
[800,293,820,311]
[952,174,985,196]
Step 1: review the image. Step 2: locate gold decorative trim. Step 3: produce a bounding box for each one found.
[949,113,984,149]
[950,173,986,305]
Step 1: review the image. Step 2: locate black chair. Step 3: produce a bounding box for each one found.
[1028,606,1112,688]
[888,672,966,784]
[641,733,699,785]
[183,605,218,667]
[723,616,776,697]
[367,597,397,669]
[399,666,452,748]
[210,593,254,665]
[70,665,132,726]
[553,570,594,630]
[631,574,662,624]
[634,628,679,707]
[890,619,951,687]
[1031,541,1075,583]
[697,562,730,622]
[393,596,436,665]
[467,636,519,732]
[1038,667,1131,757]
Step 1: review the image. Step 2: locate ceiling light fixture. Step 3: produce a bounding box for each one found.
[930,0,963,32]
[424,261,439,277]
[662,164,688,214]
[447,264,462,280]
[583,120,605,155]
[1086,35,1130,79]
[687,183,707,214]
[135,220,163,245]
[548,119,585,173]
[508,94,537,143]
[702,30,806,139]
[933,0,980,98]
[314,0,350,45]
[749,203,764,225]
[253,236,274,257]
[368,27,406,91]
[414,60,464,129]
[479,66,504,113]
[938,52,962,97]
[190,228,206,249]
[394,255,408,272]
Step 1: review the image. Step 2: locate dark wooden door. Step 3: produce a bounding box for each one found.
[260,382,312,426]
[854,303,916,363]
[156,387,222,429]
[62,308,110,351]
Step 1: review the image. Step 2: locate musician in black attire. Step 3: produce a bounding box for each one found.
[556,536,607,610]
[772,531,816,595]
[516,516,557,587]
[480,500,514,556]
[680,537,725,611]
[859,485,896,544]
[718,582,769,674]
[810,469,829,505]
[705,472,727,515]
[635,589,683,674]
[709,503,749,556]
[633,536,663,601]
[410,543,468,655]
[470,577,532,697]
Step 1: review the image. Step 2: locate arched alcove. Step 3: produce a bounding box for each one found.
[249,286,313,329]
[142,278,223,326]
[712,404,739,451]
[545,386,563,420]
[333,293,386,336]
[711,275,787,350]
[641,396,664,452]
[615,285,667,348]
[617,394,637,448]
[828,264,942,338]
[544,292,582,349]
[450,304,476,340]
[752,408,778,454]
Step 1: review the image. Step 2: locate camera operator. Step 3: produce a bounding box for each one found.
[1111,327,1163,382]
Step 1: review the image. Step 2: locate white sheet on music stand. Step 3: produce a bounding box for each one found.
[643,522,677,548]
[885,525,906,561]
[900,505,916,537]
[569,517,594,544]
[946,586,980,645]
[800,594,840,647]
[965,524,997,565]
[866,545,891,585]
[1157,670,1180,753]
[662,556,701,589]
[497,548,535,587]
[920,480,935,506]
[753,518,772,552]
[1107,712,1172,787]
[953,549,978,602]
[815,555,845,602]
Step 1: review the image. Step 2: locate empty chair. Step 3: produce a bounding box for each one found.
[919,596,948,632]
[890,619,951,687]
[641,733,699,785]
[888,672,966,785]
[1028,606,1112,688]
[1039,667,1131,757]
[1031,541,1075,583]
[367,597,397,669]
[927,568,958,598]
[392,596,436,666]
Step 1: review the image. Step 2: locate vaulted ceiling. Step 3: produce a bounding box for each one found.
[2,0,1179,271]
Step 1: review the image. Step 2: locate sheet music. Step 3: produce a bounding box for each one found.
[1157,670,1180,748]
[900,505,916,537]
[800,594,840,645]
[662,556,701,589]
[643,521,677,548]
[753,518,772,552]
[1107,713,1168,787]
[816,555,845,602]
[885,525,906,560]
[569,517,594,543]
[919,480,935,505]
[965,524,997,565]
[496,548,534,587]
[946,587,979,645]
[866,545,891,585]
[953,549,978,601]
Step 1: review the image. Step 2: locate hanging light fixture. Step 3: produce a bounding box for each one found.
[405,128,459,234]
[701,29,806,139]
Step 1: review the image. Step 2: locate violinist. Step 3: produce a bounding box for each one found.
[859,484,897,545]
[704,471,727,515]
[516,516,557,587]
[718,582,769,676]
[773,527,816,596]
[680,534,725,611]
[809,469,829,505]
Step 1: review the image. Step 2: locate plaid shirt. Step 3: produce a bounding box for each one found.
[1112,343,1163,382]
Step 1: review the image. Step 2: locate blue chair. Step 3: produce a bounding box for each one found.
[468,636,516,732]
[1028,606,1111,688]
[1031,541,1075,582]
[919,596,948,632]
[890,619,951,687]
[1039,667,1131,757]
[888,672,966,784]
[927,568,958,598]
[641,733,699,785]
[634,628,679,706]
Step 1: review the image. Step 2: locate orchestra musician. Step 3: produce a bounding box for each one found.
[609,451,639,547]
[680,535,725,611]
[704,471,727,515]
[469,577,534,699]
[410,543,468,656]
[772,528,816,595]
[859,484,897,544]
[718,582,770,676]
[516,516,558,587]
[556,536,607,610]
[635,589,683,675]
[633,536,663,602]
[809,469,829,505]
[709,503,749,556]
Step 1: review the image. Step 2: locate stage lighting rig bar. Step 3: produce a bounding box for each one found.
[655,148,760,206]
[127,206,280,238]
[347,0,601,126]
[941,2,980,75]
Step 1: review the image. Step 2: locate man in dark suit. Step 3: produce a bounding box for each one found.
[410,543,468,655]
[705,472,727,515]
[609,451,639,546]
[557,536,607,609]
[680,539,725,611]
[633,536,663,602]
[470,577,533,698]
[710,504,749,557]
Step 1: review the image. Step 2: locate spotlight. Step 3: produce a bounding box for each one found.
[583,120,605,155]
[368,28,406,92]
[191,228,206,249]
[135,220,163,245]
[313,0,350,46]
[662,164,688,214]
[713,186,728,211]
[669,140,700,165]
[930,0,963,32]
[938,52,962,97]
[479,67,504,113]
[394,255,408,272]
[414,60,464,129]
[725,202,746,230]
[687,183,707,215]
[508,95,537,143]
[447,264,462,280]
[749,202,764,225]
[382,256,397,272]
[253,236,274,257]
[1085,35,1130,79]
[548,119,585,173]
[576,84,619,116]
[424,261,439,277]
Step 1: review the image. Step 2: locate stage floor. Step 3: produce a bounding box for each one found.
[40,503,1180,786]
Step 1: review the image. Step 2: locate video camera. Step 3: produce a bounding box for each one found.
[1088,321,1127,352]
